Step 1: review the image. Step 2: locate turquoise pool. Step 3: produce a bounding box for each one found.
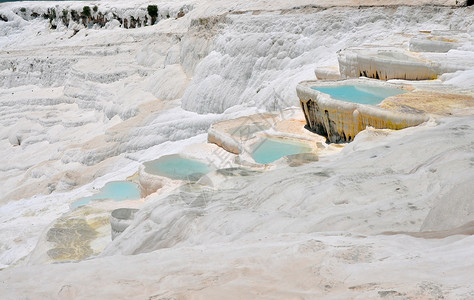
[71,181,140,209]
[144,154,211,181]
[251,138,313,164]
[311,84,406,105]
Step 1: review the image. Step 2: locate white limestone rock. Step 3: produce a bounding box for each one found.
[409,30,472,53]
[0,1,474,298]
[314,65,341,80]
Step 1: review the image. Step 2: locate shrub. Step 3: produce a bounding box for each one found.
[82,6,91,18]
[70,9,78,20]
[62,9,68,18]
[49,8,56,19]
[147,5,158,18]
[93,6,98,13]
[20,7,26,13]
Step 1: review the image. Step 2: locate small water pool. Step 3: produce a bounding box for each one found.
[251,138,313,164]
[311,84,406,105]
[144,154,212,181]
[71,181,140,209]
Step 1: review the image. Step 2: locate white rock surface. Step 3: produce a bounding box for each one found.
[409,30,472,53]
[0,0,473,298]
[1,116,474,298]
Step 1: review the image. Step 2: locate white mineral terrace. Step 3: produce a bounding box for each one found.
[409,30,473,53]
[338,46,474,80]
[297,79,429,143]
[337,29,474,81]
[0,0,473,298]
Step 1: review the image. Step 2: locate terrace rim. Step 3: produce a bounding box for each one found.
[297,78,429,143]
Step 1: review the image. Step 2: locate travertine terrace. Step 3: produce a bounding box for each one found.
[0,0,473,299]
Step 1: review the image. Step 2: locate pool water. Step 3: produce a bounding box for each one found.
[71,181,140,209]
[311,84,406,105]
[251,138,313,164]
[144,154,211,181]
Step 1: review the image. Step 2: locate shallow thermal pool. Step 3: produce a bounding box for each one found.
[144,154,212,181]
[251,138,313,164]
[71,181,140,209]
[311,84,406,105]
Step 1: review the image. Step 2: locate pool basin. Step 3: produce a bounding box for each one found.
[143,154,212,181]
[311,84,406,105]
[251,137,313,164]
[297,79,428,143]
[71,181,140,209]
